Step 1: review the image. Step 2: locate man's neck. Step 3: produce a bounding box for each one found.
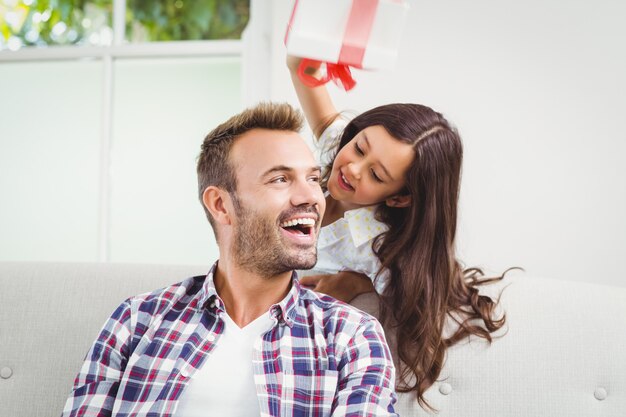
[213,260,293,328]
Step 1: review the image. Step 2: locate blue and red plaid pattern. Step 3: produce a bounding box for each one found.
[61,262,398,416]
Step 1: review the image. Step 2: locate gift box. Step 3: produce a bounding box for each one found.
[285,0,410,71]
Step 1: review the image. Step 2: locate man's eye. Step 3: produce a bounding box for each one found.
[308,176,321,182]
[371,169,383,183]
[271,176,287,183]
[354,143,364,155]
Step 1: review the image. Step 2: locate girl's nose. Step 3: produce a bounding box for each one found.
[347,162,361,180]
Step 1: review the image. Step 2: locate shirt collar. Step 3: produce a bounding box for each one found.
[344,205,386,247]
[197,262,222,312]
[270,272,301,328]
[198,261,300,328]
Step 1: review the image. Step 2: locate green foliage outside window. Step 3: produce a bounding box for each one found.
[127,0,250,42]
[0,0,111,49]
[0,0,249,50]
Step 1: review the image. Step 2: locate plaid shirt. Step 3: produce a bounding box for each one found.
[62,262,398,417]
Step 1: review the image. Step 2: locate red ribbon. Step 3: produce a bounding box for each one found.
[297,58,357,91]
[338,0,379,68]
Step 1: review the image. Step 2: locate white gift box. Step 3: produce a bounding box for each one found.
[285,0,410,70]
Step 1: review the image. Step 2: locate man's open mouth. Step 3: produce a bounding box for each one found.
[279,217,315,236]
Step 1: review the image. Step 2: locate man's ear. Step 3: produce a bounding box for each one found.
[202,186,233,225]
[385,194,411,208]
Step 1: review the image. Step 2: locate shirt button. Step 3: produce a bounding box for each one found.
[180,367,191,378]
[1,367,13,379]
[594,387,607,401]
[439,383,452,395]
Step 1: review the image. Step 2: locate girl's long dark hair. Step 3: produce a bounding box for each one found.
[325,104,506,410]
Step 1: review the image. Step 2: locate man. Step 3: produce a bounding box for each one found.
[62,102,397,417]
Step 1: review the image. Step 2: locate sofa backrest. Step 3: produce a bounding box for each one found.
[1,262,625,417]
[0,262,208,417]
[393,274,626,416]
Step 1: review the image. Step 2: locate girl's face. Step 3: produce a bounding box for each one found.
[327,125,415,207]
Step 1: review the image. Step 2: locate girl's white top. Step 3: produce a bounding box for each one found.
[311,118,389,293]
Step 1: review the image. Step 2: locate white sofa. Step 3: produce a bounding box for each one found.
[1,262,624,417]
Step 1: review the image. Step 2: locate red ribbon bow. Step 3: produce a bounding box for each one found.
[297,58,357,91]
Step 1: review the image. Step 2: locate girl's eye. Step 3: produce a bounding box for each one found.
[354,143,364,155]
[371,169,383,183]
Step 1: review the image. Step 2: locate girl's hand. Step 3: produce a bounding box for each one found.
[299,271,376,303]
[287,55,322,75]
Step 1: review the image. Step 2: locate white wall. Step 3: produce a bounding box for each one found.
[268,0,626,287]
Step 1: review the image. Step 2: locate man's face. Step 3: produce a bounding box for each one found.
[228,129,326,277]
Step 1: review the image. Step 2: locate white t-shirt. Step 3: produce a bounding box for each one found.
[174,311,274,417]
[311,119,390,293]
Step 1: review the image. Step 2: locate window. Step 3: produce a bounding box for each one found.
[0,0,266,265]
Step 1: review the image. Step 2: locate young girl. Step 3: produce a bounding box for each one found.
[288,57,506,409]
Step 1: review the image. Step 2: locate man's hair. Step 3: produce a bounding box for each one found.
[197,102,304,234]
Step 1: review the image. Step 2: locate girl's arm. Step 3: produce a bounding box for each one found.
[299,271,376,303]
[287,55,340,139]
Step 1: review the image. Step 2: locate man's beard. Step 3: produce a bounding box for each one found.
[231,194,318,278]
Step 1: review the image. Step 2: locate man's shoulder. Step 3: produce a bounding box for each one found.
[124,274,206,315]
